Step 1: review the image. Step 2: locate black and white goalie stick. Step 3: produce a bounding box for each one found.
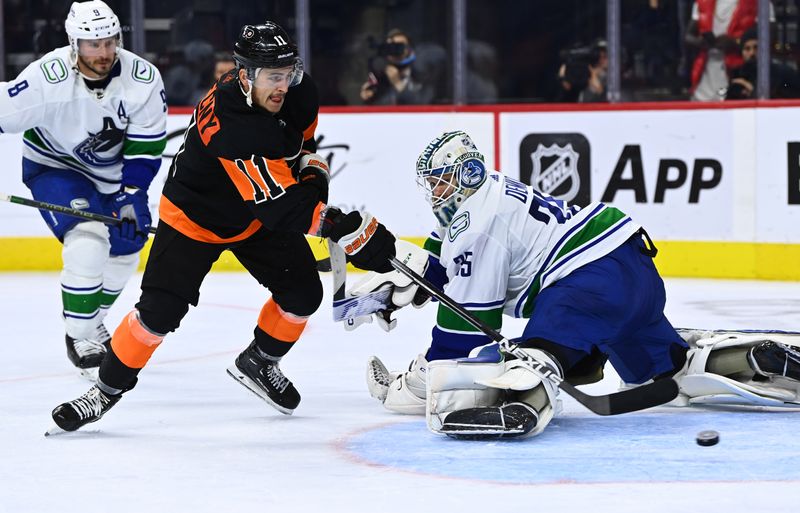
[387,256,680,416]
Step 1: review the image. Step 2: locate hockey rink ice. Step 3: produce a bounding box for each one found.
[1,271,799,512]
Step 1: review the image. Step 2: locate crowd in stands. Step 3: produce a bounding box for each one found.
[4,0,799,106]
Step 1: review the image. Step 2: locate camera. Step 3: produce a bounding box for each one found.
[367,36,407,58]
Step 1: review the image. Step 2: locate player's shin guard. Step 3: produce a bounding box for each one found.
[61,222,109,340]
[108,310,165,377]
[98,252,139,324]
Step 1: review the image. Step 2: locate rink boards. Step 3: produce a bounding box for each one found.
[1,101,799,279]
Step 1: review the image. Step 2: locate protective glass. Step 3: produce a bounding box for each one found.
[252,59,304,89]
[77,35,120,57]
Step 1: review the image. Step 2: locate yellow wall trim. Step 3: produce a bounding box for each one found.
[1,237,798,280]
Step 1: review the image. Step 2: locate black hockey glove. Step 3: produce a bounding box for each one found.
[296,153,330,204]
[320,206,396,273]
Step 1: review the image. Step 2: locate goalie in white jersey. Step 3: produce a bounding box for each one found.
[352,130,800,439]
[0,1,167,378]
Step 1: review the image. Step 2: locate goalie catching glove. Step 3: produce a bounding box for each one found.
[344,239,431,332]
[319,206,396,273]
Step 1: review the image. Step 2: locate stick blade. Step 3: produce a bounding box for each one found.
[565,378,679,416]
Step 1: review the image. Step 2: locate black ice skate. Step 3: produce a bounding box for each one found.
[226,341,300,415]
[49,385,122,434]
[65,334,107,380]
[439,402,539,440]
[749,341,800,382]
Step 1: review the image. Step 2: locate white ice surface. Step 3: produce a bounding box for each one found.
[1,272,799,513]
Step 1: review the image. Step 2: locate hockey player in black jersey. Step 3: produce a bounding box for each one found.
[50,21,396,433]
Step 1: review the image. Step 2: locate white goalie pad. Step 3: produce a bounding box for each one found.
[426,344,562,438]
[426,353,505,433]
[674,328,800,407]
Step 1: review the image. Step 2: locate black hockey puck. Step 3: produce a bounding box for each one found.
[696,430,720,446]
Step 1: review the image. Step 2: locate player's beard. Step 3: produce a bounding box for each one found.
[79,55,114,79]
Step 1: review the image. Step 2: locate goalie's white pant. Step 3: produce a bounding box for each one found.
[671,329,800,407]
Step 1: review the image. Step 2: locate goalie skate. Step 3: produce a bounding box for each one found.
[366,355,401,402]
[439,402,539,440]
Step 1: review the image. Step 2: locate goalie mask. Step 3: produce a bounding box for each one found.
[234,21,304,107]
[416,131,487,227]
[65,1,122,65]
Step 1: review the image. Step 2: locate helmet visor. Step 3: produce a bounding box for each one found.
[76,35,120,57]
[251,59,303,88]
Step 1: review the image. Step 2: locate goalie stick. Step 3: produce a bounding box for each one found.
[328,238,395,324]
[388,256,680,416]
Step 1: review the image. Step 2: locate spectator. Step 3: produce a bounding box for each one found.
[359,29,435,105]
[726,28,800,99]
[213,53,237,83]
[554,40,607,103]
[163,40,215,106]
[685,0,773,102]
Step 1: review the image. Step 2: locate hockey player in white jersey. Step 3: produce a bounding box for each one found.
[0,1,167,378]
[352,130,800,439]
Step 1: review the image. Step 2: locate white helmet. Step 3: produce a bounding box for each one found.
[415,130,487,227]
[65,1,122,55]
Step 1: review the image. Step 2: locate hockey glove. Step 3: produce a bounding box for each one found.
[319,206,396,273]
[110,187,151,253]
[345,240,431,332]
[296,152,330,204]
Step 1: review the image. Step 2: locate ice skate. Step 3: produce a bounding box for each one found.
[48,385,122,434]
[227,341,300,415]
[65,333,107,380]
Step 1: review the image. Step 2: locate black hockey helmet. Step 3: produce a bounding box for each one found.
[233,21,299,70]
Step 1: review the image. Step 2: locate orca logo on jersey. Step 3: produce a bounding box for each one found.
[73,117,124,167]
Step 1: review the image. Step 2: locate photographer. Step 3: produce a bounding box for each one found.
[685,0,773,101]
[359,29,434,105]
[726,28,800,100]
[555,40,608,103]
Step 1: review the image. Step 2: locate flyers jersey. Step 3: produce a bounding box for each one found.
[161,71,322,242]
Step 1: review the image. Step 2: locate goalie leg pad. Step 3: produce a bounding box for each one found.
[439,402,538,440]
[674,330,800,407]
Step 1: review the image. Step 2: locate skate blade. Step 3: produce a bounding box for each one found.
[44,424,66,437]
[226,366,294,415]
[78,367,99,382]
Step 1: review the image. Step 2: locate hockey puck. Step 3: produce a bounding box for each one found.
[696,430,720,446]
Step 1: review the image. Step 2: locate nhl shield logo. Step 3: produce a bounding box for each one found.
[519,133,591,207]
[531,143,580,202]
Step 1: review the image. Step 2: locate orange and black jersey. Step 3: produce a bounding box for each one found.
[160,70,322,243]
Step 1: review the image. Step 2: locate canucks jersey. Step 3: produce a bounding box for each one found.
[0,46,167,194]
[425,172,641,349]
[160,70,322,242]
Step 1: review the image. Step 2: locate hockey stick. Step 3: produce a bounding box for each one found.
[0,193,157,234]
[1,191,334,270]
[388,256,680,416]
